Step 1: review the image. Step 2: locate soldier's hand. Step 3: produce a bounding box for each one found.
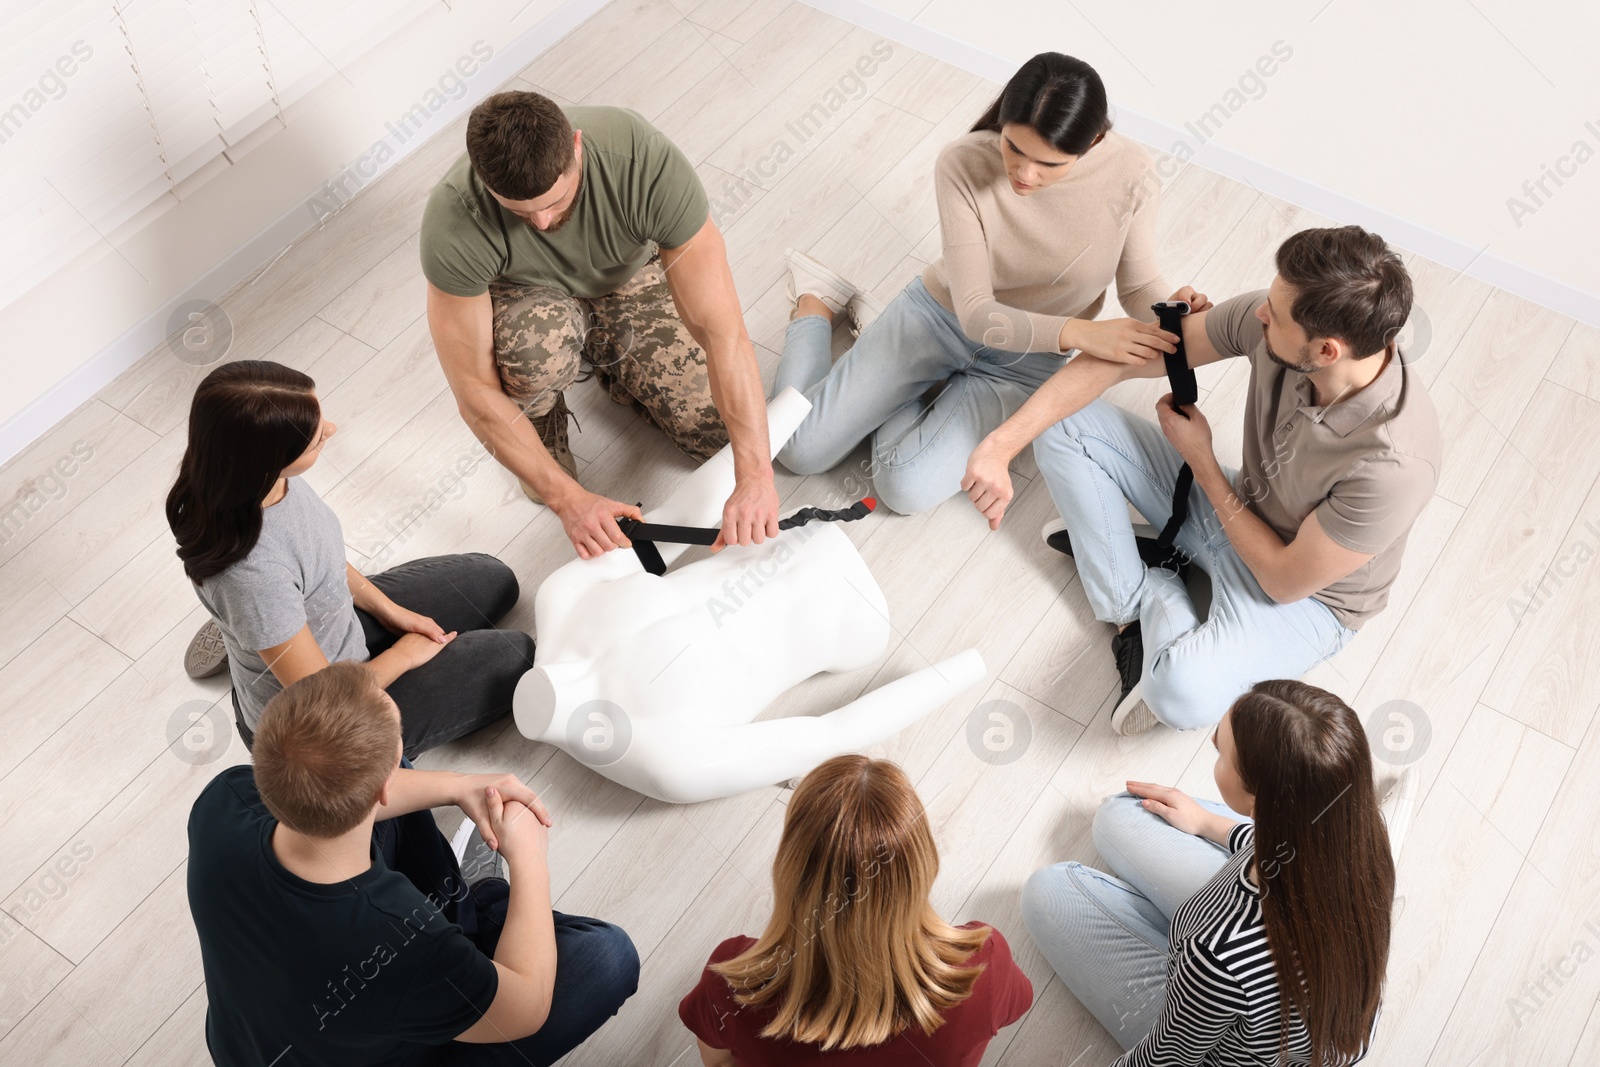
[557,491,643,559]
[712,475,781,551]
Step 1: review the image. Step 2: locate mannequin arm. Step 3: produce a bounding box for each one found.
[628,650,986,803]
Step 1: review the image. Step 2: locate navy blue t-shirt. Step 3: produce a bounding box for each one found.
[186,766,499,1066]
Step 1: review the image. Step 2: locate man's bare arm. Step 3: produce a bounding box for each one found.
[1186,458,1374,604]
[426,282,641,558]
[426,284,572,497]
[658,216,779,548]
[962,306,1233,528]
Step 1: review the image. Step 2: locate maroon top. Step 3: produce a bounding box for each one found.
[678,923,1033,1066]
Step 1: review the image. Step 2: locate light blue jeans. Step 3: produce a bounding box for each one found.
[1021,792,1250,1050]
[1032,400,1356,730]
[773,277,1065,515]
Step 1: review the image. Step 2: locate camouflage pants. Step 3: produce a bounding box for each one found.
[490,257,730,462]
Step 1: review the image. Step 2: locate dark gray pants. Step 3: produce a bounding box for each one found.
[234,553,534,758]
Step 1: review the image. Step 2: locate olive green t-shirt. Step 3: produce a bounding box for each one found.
[420,105,709,299]
[1205,289,1442,628]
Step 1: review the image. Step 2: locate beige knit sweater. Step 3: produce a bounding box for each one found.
[922,127,1170,355]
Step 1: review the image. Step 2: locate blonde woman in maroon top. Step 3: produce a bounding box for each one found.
[679,755,1033,1065]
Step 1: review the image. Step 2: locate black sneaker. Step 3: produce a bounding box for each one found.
[1109,621,1158,735]
[1041,518,1074,557]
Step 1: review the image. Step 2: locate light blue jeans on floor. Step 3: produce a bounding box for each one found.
[1031,399,1356,730]
[773,277,1065,515]
[1021,792,1250,1051]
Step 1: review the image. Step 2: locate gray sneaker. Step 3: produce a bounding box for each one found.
[184,619,229,679]
[453,821,508,886]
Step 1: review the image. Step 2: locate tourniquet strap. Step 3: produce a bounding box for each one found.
[1142,302,1196,572]
[616,498,877,576]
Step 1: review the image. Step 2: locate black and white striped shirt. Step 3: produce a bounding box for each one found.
[1114,825,1365,1067]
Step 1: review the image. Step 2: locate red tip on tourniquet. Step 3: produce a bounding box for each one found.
[862,497,878,511]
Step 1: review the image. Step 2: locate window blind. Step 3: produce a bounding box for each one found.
[0,0,437,311]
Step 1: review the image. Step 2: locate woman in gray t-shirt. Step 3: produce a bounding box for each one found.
[167,360,534,756]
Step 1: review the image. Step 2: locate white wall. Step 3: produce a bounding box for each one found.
[0,0,608,463]
[5,0,1596,462]
[805,0,1600,326]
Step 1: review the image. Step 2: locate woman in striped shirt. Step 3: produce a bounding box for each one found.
[1022,679,1398,1066]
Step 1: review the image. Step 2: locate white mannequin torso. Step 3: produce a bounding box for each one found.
[513,389,985,803]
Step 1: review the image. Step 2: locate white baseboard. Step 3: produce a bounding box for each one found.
[0,0,612,469]
[799,0,1600,330]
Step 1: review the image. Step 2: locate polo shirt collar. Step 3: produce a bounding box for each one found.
[1292,346,1402,437]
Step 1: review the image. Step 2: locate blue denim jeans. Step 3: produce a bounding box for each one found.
[1031,400,1356,729]
[1021,793,1250,1050]
[773,277,1065,514]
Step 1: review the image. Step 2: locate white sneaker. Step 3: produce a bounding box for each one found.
[846,289,887,337]
[1111,687,1160,736]
[1377,766,1419,862]
[785,249,858,316]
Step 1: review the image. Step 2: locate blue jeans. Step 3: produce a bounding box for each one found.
[774,277,1065,514]
[1021,793,1249,1050]
[1032,400,1356,729]
[373,799,640,1066]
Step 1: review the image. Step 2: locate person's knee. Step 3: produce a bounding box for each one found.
[1141,657,1229,731]
[491,293,585,405]
[775,431,836,477]
[1021,862,1089,941]
[493,630,536,675]
[462,553,520,619]
[1091,792,1150,861]
[574,920,641,1009]
[1030,404,1112,482]
[870,463,950,515]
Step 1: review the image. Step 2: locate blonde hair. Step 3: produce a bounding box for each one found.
[712,755,989,1050]
[253,662,400,838]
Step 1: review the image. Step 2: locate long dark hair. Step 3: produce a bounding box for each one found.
[971,52,1110,155]
[1231,680,1395,1067]
[167,361,320,583]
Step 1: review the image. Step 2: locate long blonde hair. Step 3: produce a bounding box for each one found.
[712,755,990,1050]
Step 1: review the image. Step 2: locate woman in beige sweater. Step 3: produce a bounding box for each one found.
[772,52,1207,514]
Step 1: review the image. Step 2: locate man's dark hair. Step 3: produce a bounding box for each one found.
[1274,226,1413,359]
[466,91,575,200]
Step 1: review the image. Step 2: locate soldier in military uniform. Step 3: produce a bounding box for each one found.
[422,91,779,559]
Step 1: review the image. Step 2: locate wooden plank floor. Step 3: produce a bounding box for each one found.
[0,1,1595,1064]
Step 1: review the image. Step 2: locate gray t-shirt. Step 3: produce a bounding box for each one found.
[194,478,368,728]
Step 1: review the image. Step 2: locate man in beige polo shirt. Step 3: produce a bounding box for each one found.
[960,226,1440,733]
